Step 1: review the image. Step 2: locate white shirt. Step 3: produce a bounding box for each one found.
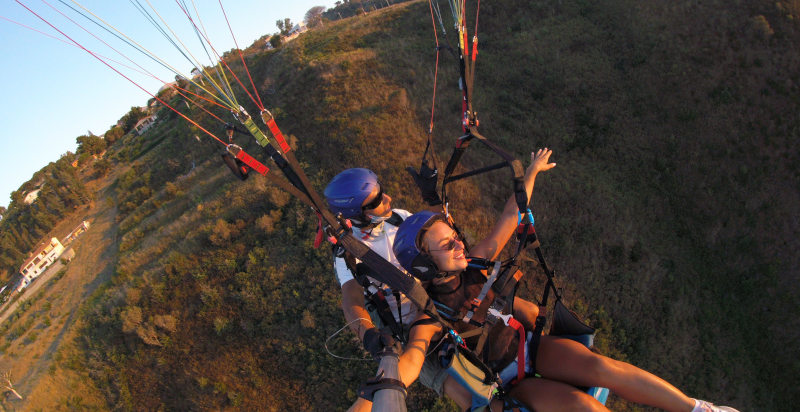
[334,208,417,324]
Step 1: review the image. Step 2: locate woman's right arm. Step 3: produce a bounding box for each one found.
[471,148,556,260]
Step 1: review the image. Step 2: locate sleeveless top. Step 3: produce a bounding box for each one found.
[426,267,520,372]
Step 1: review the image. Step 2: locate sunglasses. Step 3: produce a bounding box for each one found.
[361,185,384,211]
[427,232,463,253]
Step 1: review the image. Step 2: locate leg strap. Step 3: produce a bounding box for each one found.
[527,312,547,376]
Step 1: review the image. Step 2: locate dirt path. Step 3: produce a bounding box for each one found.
[0,170,121,411]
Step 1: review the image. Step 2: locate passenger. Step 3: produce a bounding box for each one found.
[391,148,739,412]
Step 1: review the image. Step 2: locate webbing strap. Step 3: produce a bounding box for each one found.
[226,143,313,208]
[507,317,526,385]
[528,312,546,376]
[445,161,507,183]
[338,235,450,328]
[239,113,271,147]
[472,264,524,357]
[375,289,405,344]
[462,260,501,324]
[473,308,495,355]
[260,109,292,154]
[457,328,484,340]
[358,377,407,402]
[232,146,268,176]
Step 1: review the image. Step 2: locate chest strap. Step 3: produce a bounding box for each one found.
[462,260,502,324]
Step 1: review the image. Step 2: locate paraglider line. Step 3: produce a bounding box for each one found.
[14,0,227,147]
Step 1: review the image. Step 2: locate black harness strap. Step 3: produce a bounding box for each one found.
[358,375,407,402]
[385,211,404,227]
[337,212,408,342]
[336,248,405,344]
[373,289,405,343]
[221,152,250,181]
[408,317,439,330]
[337,234,451,329]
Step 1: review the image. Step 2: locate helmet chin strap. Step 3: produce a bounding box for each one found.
[351,212,389,230]
[429,270,462,294]
[435,269,461,280]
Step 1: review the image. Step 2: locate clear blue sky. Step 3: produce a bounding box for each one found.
[0,0,334,209]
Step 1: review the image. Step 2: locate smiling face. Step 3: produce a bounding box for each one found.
[421,221,468,274]
[361,184,393,219]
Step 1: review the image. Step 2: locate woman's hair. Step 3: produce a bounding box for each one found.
[393,211,449,281]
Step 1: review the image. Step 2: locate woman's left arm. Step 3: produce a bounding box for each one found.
[471,148,556,260]
[397,317,442,387]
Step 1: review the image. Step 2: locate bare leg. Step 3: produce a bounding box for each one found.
[535,336,696,412]
[499,377,609,412]
[347,397,371,412]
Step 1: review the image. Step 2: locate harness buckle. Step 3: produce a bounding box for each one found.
[225,144,242,156]
[260,108,274,123]
[516,208,534,225]
[448,329,467,348]
[487,308,512,326]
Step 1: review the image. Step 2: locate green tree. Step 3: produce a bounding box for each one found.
[76,134,107,156]
[119,106,148,134]
[93,158,111,178]
[269,34,282,48]
[104,126,124,145]
[276,18,293,35]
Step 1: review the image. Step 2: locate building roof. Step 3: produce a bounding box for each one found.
[134,115,157,130]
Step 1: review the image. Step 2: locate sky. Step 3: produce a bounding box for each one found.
[0,0,335,209]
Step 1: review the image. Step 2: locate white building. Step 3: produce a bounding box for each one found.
[17,237,65,292]
[63,220,91,244]
[23,188,41,205]
[134,115,158,136]
[284,22,308,42]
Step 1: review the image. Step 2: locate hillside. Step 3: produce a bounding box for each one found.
[1,0,798,410]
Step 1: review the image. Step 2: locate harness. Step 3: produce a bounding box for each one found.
[334,212,408,343]
[431,261,527,382]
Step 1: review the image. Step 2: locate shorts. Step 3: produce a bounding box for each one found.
[418,349,449,395]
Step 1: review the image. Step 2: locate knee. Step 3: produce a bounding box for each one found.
[509,379,608,412]
[574,393,608,412]
[568,395,608,412]
[586,354,624,387]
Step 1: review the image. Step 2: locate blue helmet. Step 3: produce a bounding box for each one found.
[393,210,447,281]
[324,168,379,219]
